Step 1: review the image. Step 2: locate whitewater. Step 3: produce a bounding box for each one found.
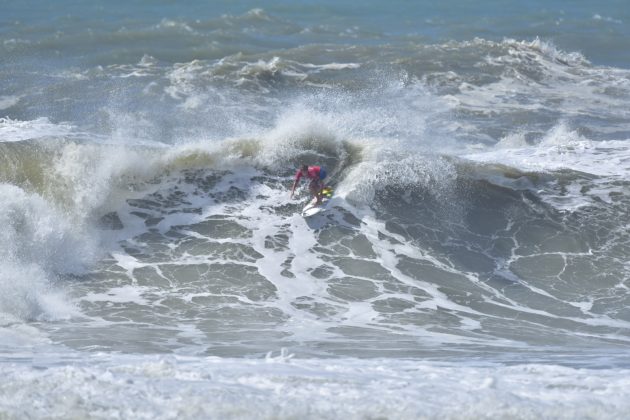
[3,1,630,418]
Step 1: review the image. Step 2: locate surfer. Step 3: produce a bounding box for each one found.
[290,164,327,204]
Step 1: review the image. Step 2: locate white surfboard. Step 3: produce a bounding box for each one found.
[302,198,327,217]
[301,187,333,217]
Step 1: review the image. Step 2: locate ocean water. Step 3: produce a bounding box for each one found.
[3,0,630,418]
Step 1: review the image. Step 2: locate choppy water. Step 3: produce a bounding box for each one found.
[3,1,630,418]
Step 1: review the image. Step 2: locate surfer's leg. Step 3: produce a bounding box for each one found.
[310,180,323,204]
[309,180,319,203]
[315,168,327,204]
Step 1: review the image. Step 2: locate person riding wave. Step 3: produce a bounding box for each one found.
[290,164,327,204]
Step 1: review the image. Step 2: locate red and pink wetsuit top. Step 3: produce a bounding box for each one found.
[295,166,321,182]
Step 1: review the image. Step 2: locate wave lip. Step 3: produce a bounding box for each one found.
[467,123,630,177]
[0,184,88,324]
[0,263,73,325]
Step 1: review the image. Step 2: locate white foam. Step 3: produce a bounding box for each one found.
[0,262,74,325]
[1,354,629,419]
[442,39,630,137]
[2,38,30,51]
[83,286,149,304]
[0,117,74,142]
[0,184,90,324]
[156,18,195,33]
[0,324,52,350]
[302,62,361,71]
[0,184,96,273]
[463,123,630,211]
[592,14,622,24]
[465,124,630,177]
[0,95,20,110]
[50,141,166,217]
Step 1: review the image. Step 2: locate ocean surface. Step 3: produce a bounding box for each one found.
[3,0,630,418]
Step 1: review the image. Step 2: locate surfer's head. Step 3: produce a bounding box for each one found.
[300,164,308,174]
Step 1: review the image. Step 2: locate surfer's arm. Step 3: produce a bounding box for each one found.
[290,179,298,198]
[290,171,303,198]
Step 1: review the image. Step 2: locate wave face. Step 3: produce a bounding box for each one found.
[2,68,630,359]
[3,1,630,417]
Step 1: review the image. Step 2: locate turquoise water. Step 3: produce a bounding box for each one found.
[4,1,630,65]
